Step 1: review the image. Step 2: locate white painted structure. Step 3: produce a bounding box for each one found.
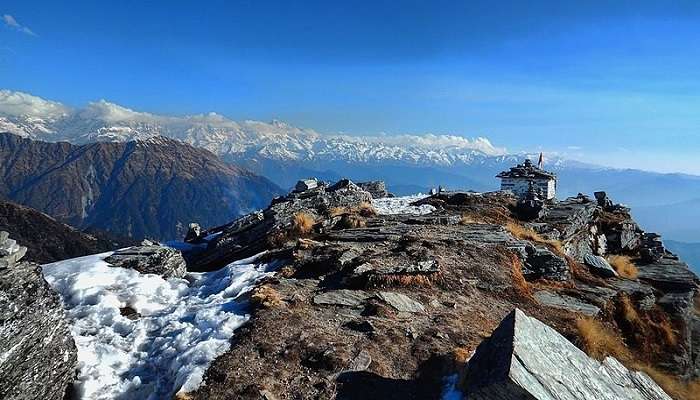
[497,159,557,200]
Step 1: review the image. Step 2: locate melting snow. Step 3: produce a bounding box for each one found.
[42,251,276,400]
[372,194,436,216]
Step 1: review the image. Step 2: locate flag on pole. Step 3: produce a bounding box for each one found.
[537,152,544,169]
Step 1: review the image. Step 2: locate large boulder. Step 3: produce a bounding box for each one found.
[463,309,672,400]
[105,243,187,279]
[0,262,78,400]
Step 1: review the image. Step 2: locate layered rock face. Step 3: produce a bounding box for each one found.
[0,132,281,240]
[464,309,672,400]
[0,234,77,400]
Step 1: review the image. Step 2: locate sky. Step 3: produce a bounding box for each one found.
[1,1,700,174]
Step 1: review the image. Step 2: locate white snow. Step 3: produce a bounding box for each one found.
[372,194,436,216]
[42,251,276,400]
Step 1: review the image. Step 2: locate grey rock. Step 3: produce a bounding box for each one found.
[313,290,371,307]
[464,308,672,400]
[521,245,569,281]
[105,245,187,279]
[534,290,601,317]
[347,350,372,372]
[0,232,27,269]
[377,291,424,313]
[357,181,392,199]
[352,259,439,278]
[0,262,77,400]
[637,255,699,292]
[184,222,203,243]
[608,279,656,310]
[584,254,618,278]
[189,179,372,271]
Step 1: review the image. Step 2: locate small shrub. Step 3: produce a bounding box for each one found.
[368,273,435,288]
[607,255,638,279]
[329,201,377,218]
[292,212,316,235]
[618,294,641,327]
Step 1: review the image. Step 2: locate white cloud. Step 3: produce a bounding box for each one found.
[0,90,70,118]
[2,14,36,36]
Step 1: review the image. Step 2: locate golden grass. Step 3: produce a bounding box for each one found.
[619,294,641,327]
[292,212,315,235]
[575,317,630,361]
[250,285,284,308]
[607,255,638,279]
[329,201,377,218]
[576,316,697,400]
[459,213,485,225]
[509,254,532,298]
[368,273,435,288]
[632,364,700,400]
[337,214,367,229]
[506,222,564,254]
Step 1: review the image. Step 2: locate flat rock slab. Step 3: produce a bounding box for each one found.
[637,256,699,292]
[584,254,618,278]
[534,290,600,317]
[377,291,425,313]
[105,245,187,279]
[313,290,371,307]
[464,308,672,400]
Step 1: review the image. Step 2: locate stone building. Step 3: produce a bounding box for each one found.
[497,159,557,200]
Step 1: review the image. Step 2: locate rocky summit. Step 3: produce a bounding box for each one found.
[1,179,699,400]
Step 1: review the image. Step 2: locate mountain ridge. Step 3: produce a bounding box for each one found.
[0,132,281,240]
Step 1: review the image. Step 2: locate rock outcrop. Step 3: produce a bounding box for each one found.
[357,181,393,198]
[464,309,672,400]
[0,256,77,400]
[185,178,373,271]
[105,242,187,279]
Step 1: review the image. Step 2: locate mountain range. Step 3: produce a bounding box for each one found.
[0,132,280,240]
[1,89,698,242]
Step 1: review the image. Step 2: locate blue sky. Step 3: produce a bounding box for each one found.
[2,1,700,173]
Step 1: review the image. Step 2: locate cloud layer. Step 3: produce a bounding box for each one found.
[2,14,36,36]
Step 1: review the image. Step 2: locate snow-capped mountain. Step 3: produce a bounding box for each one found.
[0,90,506,166]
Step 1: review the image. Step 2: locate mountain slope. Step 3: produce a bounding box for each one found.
[0,200,134,263]
[0,133,281,240]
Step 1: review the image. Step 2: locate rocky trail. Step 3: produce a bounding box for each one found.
[1,180,699,399]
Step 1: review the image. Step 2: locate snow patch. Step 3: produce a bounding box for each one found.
[372,194,436,216]
[42,251,276,399]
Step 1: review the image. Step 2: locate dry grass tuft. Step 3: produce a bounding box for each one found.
[459,213,485,225]
[367,273,436,288]
[509,254,532,297]
[575,315,696,400]
[330,201,377,218]
[607,255,638,279]
[575,316,630,361]
[506,222,564,254]
[250,285,285,308]
[292,212,316,235]
[618,294,641,327]
[337,214,367,229]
